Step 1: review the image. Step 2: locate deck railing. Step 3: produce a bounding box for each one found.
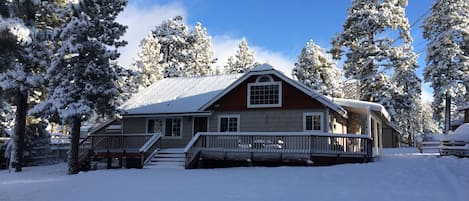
[91,133,154,151]
[77,133,160,170]
[184,132,372,168]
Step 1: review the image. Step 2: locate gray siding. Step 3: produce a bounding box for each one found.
[121,116,193,148]
[209,109,327,132]
[160,117,193,148]
[122,117,146,134]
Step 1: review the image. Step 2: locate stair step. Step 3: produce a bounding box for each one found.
[148,164,184,169]
[152,157,185,162]
[158,148,185,154]
[155,153,185,158]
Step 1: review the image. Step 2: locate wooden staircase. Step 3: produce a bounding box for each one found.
[147,148,185,168]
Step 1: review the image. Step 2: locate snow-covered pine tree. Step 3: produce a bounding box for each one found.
[331,0,413,120]
[421,101,441,134]
[0,100,13,136]
[186,22,215,77]
[292,40,343,98]
[153,16,191,78]
[392,45,422,145]
[115,64,139,106]
[0,0,67,172]
[224,38,259,74]
[131,33,163,89]
[422,0,469,125]
[32,0,127,174]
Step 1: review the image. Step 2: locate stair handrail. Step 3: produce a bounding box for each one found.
[184,132,206,169]
[77,135,95,169]
[139,133,161,167]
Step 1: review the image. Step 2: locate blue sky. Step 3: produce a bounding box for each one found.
[117,0,434,101]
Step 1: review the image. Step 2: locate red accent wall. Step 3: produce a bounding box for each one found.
[208,74,324,111]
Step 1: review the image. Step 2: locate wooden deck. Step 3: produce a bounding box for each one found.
[78,133,161,170]
[184,132,373,168]
[76,132,374,170]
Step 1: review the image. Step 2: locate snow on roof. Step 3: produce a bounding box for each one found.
[250,63,274,72]
[458,104,469,111]
[331,98,391,121]
[120,74,243,115]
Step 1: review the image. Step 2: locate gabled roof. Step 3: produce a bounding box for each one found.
[119,74,243,115]
[199,64,348,118]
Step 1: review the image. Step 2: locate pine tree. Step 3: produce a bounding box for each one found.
[132,33,163,89]
[331,0,413,119]
[186,22,215,77]
[422,0,469,125]
[32,0,127,174]
[392,45,423,145]
[224,38,259,74]
[153,16,190,78]
[115,65,139,106]
[293,40,343,98]
[421,101,441,133]
[0,100,13,136]
[0,0,66,172]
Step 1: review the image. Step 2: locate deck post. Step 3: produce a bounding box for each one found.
[107,149,111,169]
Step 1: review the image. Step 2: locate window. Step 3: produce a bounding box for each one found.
[165,119,181,137]
[147,119,164,134]
[147,118,182,137]
[256,75,273,82]
[247,81,282,108]
[219,115,239,132]
[304,113,323,132]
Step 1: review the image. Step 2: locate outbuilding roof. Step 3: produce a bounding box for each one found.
[331,98,391,121]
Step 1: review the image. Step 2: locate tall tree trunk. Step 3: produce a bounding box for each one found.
[444,92,451,134]
[67,116,81,174]
[14,91,27,172]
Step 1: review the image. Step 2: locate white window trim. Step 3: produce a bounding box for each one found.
[247,81,282,108]
[218,114,240,132]
[146,118,183,139]
[303,112,323,133]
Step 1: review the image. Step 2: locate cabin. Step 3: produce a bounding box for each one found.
[80,64,394,169]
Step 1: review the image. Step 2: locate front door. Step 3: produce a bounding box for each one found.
[193,117,208,136]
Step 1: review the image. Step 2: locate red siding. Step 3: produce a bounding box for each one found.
[208,74,324,111]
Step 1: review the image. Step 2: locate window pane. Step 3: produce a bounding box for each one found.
[153,120,163,134]
[305,116,312,130]
[165,119,172,136]
[172,119,181,136]
[313,115,321,131]
[228,118,238,132]
[249,84,280,106]
[147,120,155,133]
[220,118,228,132]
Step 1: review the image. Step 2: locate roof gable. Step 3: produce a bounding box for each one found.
[199,64,347,117]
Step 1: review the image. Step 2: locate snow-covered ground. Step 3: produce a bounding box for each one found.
[1,148,468,201]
